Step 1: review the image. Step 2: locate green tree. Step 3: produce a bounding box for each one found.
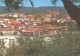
[0,32,3,36]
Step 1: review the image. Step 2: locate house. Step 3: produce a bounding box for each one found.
[32,26,43,29]
[43,24,52,27]
[50,10,62,20]
[62,15,72,22]
[9,21,26,29]
[44,15,52,22]
[57,18,65,23]
[27,15,35,21]
[0,29,19,36]
[0,36,18,48]
[43,10,62,22]
[44,27,57,35]
[62,26,68,31]
[22,28,39,36]
[62,15,71,19]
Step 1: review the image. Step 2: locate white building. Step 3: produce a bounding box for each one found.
[0,36,18,48]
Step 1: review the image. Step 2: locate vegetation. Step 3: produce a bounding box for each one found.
[0,6,66,15]
[5,32,80,56]
[0,41,4,56]
[0,32,3,36]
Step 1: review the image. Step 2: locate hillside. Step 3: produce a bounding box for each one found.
[0,6,66,13]
[0,6,67,17]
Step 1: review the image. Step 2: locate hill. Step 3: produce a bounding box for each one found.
[0,6,67,17]
[0,6,66,13]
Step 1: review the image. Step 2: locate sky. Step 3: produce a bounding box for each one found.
[23,0,64,7]
[0,0,64,7]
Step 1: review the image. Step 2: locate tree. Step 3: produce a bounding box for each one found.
[0,32,3,36]
[0,0,80,30]
[61,0,80,30]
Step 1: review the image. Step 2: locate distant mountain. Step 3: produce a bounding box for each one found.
[0,6,66,14]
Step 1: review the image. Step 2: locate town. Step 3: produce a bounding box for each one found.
[0,10,77,48]
[0,0,79,56]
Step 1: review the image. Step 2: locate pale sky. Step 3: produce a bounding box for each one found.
[23,0,64,7]
[0,0,65,7]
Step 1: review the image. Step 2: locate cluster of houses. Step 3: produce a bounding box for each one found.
[0,10,73,36]
[0,10,75,48]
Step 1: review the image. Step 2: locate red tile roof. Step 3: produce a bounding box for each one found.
[33,26,42,28]
[43,24,52,26]
[28,15,35,18]
[22,28,38,31]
